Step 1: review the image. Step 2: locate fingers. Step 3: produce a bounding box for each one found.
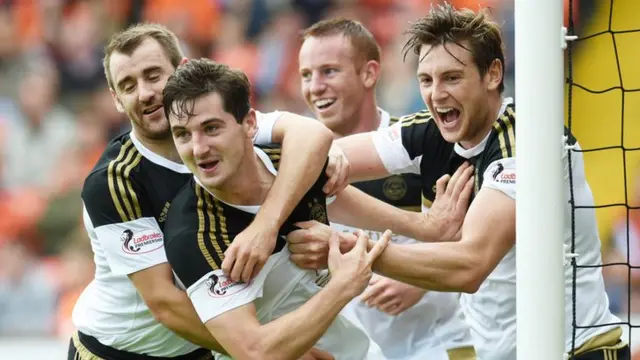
[289,254,327,270]
[435,174,450,199]
[240,256,258,283]
[367,289,396,308]
[366,229,391,265]
[450,164,474,199]
[457,177,475,209]
[446,162,471,196]
[360,281,385,304]
[307,347,335,360]
[229,250,247,282]
[323,157,341,195]
[381,302,403,316]
[221,247,236,277]
[327,231,341,261]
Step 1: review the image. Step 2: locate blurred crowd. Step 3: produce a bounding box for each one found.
[0,0,619,344]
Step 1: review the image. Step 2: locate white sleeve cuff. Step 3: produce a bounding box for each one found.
[253,110,283,145]
[370,122,421,175]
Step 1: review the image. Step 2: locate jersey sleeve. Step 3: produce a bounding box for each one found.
[370,110,435,175]
[82,170,167,276]
[253,110,283,145]
[481,156,516,199]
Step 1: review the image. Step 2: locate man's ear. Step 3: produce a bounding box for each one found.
[360,60,381,89]
[244,108,257,139]
[485,59,503,92]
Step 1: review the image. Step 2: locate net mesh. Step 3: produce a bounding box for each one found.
[566,0,640,357]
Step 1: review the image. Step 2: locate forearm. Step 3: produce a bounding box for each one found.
[372,241,482,293]
[256,280,352,359]
[337,231,480,293]
[152,288,227,354]
[329,186,438,241]
[259,121,332,227]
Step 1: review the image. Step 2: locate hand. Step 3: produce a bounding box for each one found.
[327,229,391,298]
[428,162,475,242]
[298,347,335,360]
[360,274,426,316]
[323,144,350,197]
[287,220,333,270]
[222,220,278,282]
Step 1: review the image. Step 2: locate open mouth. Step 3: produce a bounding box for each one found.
[435,107,461,126]
[198,160,219,172]
[314,98,336,111]
[143,105,162,116]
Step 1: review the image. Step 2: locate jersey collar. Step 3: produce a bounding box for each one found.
[378,108,391,129]
[129,130,191,174]
[453,97,514,159]
[193,147,277,214]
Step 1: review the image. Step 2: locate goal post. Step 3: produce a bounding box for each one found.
[514,0,567,358]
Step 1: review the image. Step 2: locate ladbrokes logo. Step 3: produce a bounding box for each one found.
[205,272,249,298]
[496,170,516,185]
[121,229,164,254]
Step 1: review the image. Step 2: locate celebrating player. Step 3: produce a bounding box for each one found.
[288,4,628,360]
[68,23,349,359]
[161,58,391,360]
[298,18,476,360]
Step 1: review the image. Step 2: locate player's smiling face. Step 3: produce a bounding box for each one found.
[417,41,501,148]
[299,34,367,134]
[169,92,257,190]
[109,38,183,141]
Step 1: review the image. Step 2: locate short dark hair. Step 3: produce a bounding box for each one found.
[402,3,505,93]
[103,23,184,90]
[162,59,251,124]
[301,18,381,67]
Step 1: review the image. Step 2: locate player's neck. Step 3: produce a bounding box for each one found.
[210,149,274,206]
[459,94,503,149]
[132,129,183,163]
[334,98,380,138]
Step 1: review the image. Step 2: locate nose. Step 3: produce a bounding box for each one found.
[431,80,449,103]
[192,133,209,158]
[138,81,155,103]
[309,73,326,96]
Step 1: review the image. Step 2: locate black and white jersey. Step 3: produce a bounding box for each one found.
[372,97,620,359]
[164,147,381,360]
[72,111,282,357]
[335,109,474,360]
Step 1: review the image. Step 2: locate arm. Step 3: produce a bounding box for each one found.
[334,132,390,182]
[205,280,353,360]
[329,162,474,242]
[197,231,390,360]
[371,187,515,293]
[222,111,334,282]
[128,264,225,353]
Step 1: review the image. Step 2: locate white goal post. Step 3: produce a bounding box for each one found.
[514,0,567,359]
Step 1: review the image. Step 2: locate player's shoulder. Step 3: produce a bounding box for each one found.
[486,102,516,161]
[81,132,149,224]
[163,178,200,246]
[397,109,433,126]
[82,132,141,194]
[255,144,282,170]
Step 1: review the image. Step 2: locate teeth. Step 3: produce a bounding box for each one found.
[314,99,335,108]
[436,107,454,113]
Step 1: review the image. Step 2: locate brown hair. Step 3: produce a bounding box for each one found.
[403,3,505,93]
[103,23,184,90]
[162,58,251,124]
[301,18,381,68]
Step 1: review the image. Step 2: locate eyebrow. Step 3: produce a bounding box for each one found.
[170,118,224,131]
